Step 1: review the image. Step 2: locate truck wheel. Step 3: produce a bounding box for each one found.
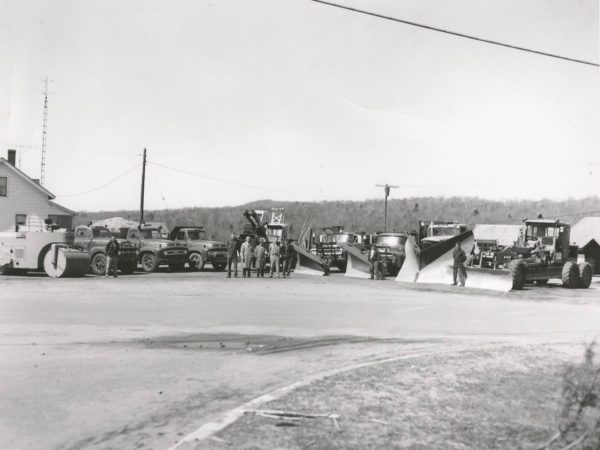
[508,260,526,290]
[561,261,580,289]
[578,262,592,289]
[91,253,107,276]
[189,253,204,271]
[141,253,158,273]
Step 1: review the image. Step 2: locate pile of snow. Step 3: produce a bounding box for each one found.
[91,217,139,233]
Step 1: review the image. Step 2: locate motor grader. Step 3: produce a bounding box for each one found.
[466,219,592,290]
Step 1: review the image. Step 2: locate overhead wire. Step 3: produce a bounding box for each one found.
[55,164,141,197]
[311,0,600,67]
[148,161,342,199]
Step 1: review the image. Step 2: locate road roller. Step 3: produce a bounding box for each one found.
[0,230,89,277]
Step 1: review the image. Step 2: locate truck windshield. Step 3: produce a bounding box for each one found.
[141,229,162,239]
[526,225,555,238]
[430,226,459,237]
[187,230,208,240]
[322,234,353,244]
[93,229,112,239]
[376,235,407,247]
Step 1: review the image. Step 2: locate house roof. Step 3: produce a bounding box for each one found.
[0,157,77,216]
[571,217,600,248]
[0,157,55,199]
[473,224,522,247]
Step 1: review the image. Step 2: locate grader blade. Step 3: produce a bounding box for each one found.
[460,267,513,292]
[291,243,327,276]
[340,244,370,279]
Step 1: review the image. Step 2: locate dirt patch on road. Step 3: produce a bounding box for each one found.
[132,333,443,355]
[204,344,581,450]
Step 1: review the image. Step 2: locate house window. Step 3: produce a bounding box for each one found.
[0,177,6,196]
[15,214,27,230]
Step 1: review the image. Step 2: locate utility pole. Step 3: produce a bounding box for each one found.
[40,78,49,185]
[376,184,399,232]
[140,148,147,225]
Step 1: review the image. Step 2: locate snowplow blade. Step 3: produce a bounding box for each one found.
[459,266,513,292]
[396,239,420,282]
[397,230,473,283]
[340,243,370,279]
[291,243,326,276]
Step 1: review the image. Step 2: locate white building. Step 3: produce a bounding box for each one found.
[0,149,77,231]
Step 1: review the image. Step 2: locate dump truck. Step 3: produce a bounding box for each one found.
[466,219,592,290]
[308,226,359,272]
[73,225,139,275]
[416,221,469,250]
[372,232,408,276]
[118,226,188,272]
[169,226,228,271]
[0,228,88,277]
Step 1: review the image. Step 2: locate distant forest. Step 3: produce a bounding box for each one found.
[75,196,600,242]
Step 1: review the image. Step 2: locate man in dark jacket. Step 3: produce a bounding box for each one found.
[226,233,239,278]
[282,239,295,277]
[368,245,384,280]
[105,235,120,278]
[452,242,467,286]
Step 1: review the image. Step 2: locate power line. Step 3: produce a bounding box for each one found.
[148,161,342,199]
[56,164,141,197]
[311,0,600,67]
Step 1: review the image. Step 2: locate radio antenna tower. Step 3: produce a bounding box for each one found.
[40,77,49,186]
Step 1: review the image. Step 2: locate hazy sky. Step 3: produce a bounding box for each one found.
[1,0,598,211]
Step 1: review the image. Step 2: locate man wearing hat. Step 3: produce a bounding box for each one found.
[254,238,267,277]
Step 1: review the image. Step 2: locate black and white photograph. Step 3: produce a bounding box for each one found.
[1,0,599,448]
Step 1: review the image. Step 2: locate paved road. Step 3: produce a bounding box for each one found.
[1,272,599,449]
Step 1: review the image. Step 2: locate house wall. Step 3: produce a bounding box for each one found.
[0,163,74,230]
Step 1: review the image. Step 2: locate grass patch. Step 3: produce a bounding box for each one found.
[211,345,581,450]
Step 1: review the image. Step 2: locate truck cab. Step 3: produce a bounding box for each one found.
[169,226,227,271]
[73,225,139,275]
[124,226,188,272]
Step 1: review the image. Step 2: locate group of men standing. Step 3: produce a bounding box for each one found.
[226,234,295,278]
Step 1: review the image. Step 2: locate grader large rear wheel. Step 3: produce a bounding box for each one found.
[561,261,580,289]
[508,260,526,290]
[578,262,592,289]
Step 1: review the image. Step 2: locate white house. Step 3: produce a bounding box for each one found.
[0,149,77,231]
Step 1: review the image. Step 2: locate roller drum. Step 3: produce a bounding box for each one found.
[43,244,89,278]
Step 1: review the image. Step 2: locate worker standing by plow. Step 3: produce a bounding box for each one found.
[282,239,295,277]
[369,245,384,280]
[452,242,467,286]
